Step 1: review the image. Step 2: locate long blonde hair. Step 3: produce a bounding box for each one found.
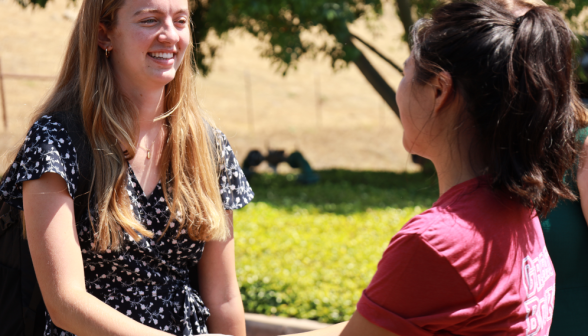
[28,0,228,251]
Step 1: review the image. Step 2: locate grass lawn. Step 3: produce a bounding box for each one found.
[234,169,439,323]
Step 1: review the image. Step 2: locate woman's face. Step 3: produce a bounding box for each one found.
[396,55,438,159]
[105,0,190,91]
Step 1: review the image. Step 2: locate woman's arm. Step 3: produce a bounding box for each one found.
[577,136,588,225]
[198,210,246,336]
[23,172,173,336]
[284,312,398,336]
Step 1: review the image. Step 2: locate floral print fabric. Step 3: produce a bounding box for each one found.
[0,115,254,336]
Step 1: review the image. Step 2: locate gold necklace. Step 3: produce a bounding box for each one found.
[138,125,162,160]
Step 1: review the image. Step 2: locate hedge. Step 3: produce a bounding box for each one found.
[235,170,438,323]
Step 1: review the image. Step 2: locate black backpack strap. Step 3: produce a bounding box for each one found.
[0,199,45,336]
[50,109,94,223]
[0,200,20,237]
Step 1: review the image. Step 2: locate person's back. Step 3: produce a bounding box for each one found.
[361,177,554,335]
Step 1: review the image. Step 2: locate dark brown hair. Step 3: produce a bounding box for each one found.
[411,0,587,217]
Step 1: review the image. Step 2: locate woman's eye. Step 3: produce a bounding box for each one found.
[176,18,187,24]
[141,19,157,24]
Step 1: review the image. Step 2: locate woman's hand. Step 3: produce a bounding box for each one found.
[198,210,246,336]
[23,172,173,336]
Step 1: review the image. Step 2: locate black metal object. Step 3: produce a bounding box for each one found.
[242,149,319,184]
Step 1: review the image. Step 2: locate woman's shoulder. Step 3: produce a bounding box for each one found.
[24,114,75,146]
[211,128,255,210]
[399,179,538,248]
[0,114,79,209]
[22,114,78,168]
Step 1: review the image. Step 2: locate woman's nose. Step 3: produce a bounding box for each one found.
[158,18,180,44]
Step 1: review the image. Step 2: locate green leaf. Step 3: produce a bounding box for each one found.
[235,170,438,323]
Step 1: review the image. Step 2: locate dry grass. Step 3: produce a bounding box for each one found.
[0,0,416,173]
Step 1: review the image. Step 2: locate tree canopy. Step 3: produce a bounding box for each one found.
[17,0,588,118]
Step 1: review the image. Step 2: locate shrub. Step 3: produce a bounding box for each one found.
[235,170,437,323]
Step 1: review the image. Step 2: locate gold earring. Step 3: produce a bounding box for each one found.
[105,48,110,58]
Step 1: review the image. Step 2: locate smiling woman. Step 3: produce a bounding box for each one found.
[0,0,252,335]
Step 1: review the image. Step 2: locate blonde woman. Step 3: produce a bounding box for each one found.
[0,0,252,335]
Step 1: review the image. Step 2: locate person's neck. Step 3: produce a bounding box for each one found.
[135,90,165,130]
[435,162,478,196]
[431,144,482,197]
[116,79,166,130]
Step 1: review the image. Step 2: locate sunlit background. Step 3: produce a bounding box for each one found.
[2,0,587,326]
[0,0,417,173]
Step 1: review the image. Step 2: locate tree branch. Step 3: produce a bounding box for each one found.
[350,44,400,119]
[349,32,404,75]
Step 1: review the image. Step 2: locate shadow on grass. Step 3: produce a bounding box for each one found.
[246,169,439,215]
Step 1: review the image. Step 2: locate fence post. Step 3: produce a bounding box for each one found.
[244,71,254,133]
[0,57,7,130]
[315,73,322,127]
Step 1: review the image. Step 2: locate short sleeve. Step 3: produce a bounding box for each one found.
[215,130,254,210]
[357,233,478,336]
[0,115,78,210]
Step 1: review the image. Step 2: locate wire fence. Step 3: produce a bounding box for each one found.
[0,57,57,130]
[0,56,393,133]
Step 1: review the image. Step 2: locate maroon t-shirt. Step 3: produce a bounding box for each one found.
[357,177,555,335]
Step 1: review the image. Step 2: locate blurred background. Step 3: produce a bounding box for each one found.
[2,0,588,328]
[0,0,418,174]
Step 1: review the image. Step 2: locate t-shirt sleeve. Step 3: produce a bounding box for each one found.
[215,130,254,210]
[0,115,79,210]
[357,233,478,336]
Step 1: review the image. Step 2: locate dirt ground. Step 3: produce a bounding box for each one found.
[0,0,417,173]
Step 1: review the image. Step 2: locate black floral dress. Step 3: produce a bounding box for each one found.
[0,115,254,336]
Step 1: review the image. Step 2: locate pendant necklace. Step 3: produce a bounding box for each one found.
[138,124,162,160]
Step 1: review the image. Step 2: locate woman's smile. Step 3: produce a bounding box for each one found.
[148,52,174,60]
[147,51,176,66]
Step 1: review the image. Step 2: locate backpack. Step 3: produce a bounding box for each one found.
[0,110,217,336]
[0,109,92,336]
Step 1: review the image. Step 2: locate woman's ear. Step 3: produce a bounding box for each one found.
[97,23,112,51]
[431,71,455,116]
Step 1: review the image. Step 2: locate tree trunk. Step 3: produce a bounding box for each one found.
[350,43,429,166]
[395,0,414,47]
[351,47,400,119]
